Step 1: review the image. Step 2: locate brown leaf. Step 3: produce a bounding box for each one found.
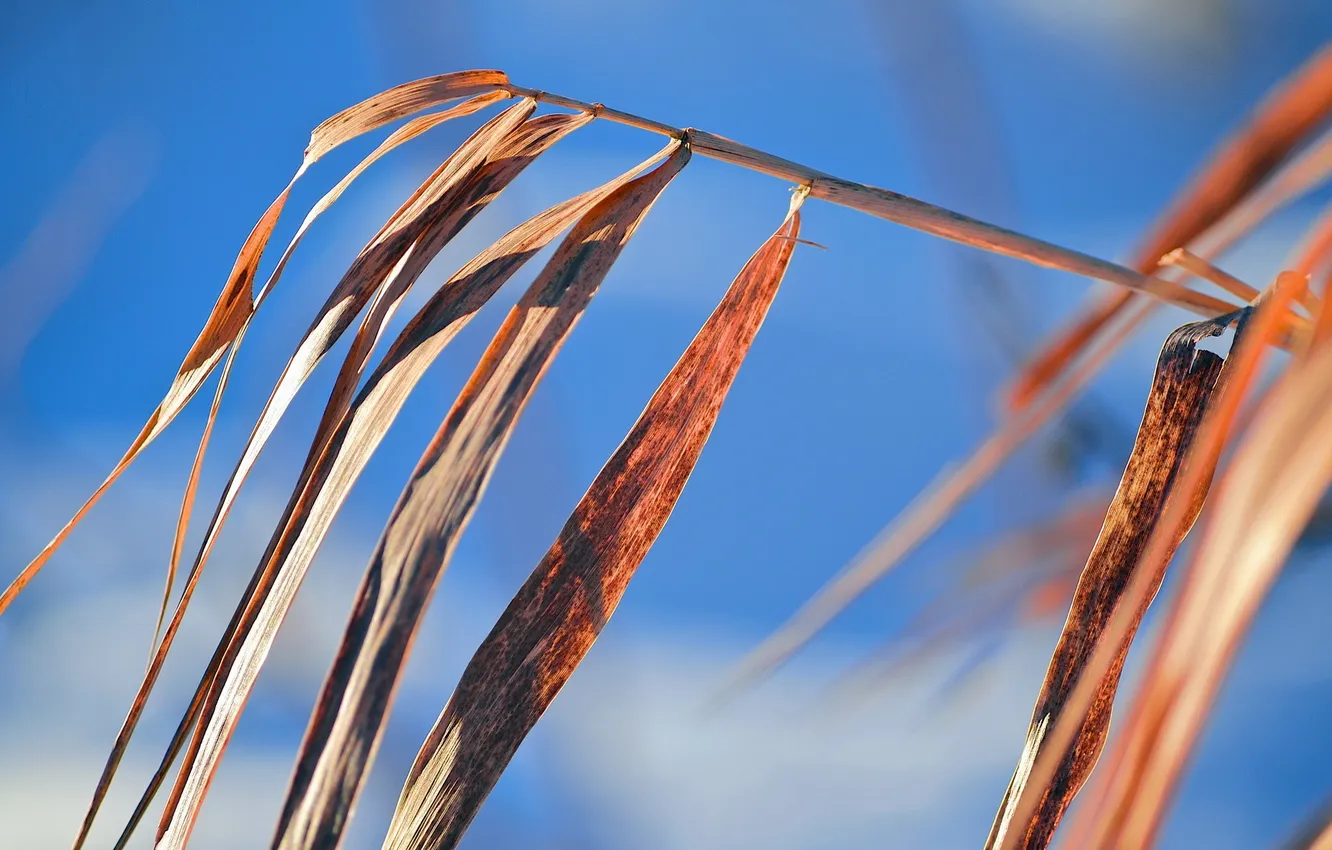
[303,70,510,163]
[2,75,511,623]
[0,188,277,616]
[985,315,1239,850]
[1000,272,1305,850]
[379,196,802,850]
[76,100,581,850]
[156,141,691,850]
[1060,273,1320,848]
[147,90,513,657]
[103,135,671,850]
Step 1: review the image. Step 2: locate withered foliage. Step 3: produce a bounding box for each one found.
[8,44,1332,850]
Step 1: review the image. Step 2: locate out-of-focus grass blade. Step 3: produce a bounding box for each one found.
[155,142,690,850]
[719,297,1155,697]
[1006,42,1332,411]
[74,100,562,850]
[1000,272,1305,850]
[1278,797,1332,850]
[984,315,1238,850]
[376,195,802,850]
[1059,274,1322,848]
[2,73,509,622]
[832,492,1108,703]
[729,46,1332,699]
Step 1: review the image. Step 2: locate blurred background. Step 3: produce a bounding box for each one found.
[2,1,1331,847]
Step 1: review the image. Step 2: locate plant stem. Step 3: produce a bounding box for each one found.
[504,83,1243,322]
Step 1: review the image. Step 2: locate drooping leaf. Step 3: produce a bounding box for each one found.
[155,141,691,850]
[1001,272,1305,850]
[302,70,510,163]
[2,72,510,621]
[78,99,572,849]
[147,90,512,653]
[985,314,1241,850]
[379,196,802,850]
[1059,275,1322,849]
[0,190,277,616]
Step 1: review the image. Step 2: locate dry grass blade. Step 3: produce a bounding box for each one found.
[96,134,664,850]
[1001,272,1305,850]
[72,100,572,850]
[831,493,1109,703]
[0,189,280,617]
[303,70,511,162]
[1278,797,1332,850]
[1061,275,1321,849]
[378,194,802,850]
[4,73,512,623]
[1005,41,1332,411]
[718,298,1156,697]
[984,315,1237,850]
[146,102,591,848]
[145,90,510,657]
[157,142,690,850]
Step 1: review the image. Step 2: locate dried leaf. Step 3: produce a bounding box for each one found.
[106,135,669,850]
[379,196,801,850]
[155,141,690,850]
[304,70,510,163]
[3,74,511,622]
[0,189,277,615]
[1002,272,1305,850]
[985,316,1236,850]
[146,90,511,653]
[75,100,573,849]
[1061,275,1321,849]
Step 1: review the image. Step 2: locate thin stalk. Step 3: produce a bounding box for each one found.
[499,83,1246,322]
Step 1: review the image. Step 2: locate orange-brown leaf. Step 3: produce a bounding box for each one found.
[985,315,1238,850]
[1062,274,1320,849]
[1004,273,1305,850]
[381,199,802,850]
[161,141,691,850]
[80,100,574,850]
[303,70,511,163]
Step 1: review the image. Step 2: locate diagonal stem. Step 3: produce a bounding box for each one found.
[502,82,1250,324]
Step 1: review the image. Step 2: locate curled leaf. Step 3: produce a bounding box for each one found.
[986,314,1239,850]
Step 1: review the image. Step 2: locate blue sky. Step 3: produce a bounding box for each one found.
[2,1,1331,848]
